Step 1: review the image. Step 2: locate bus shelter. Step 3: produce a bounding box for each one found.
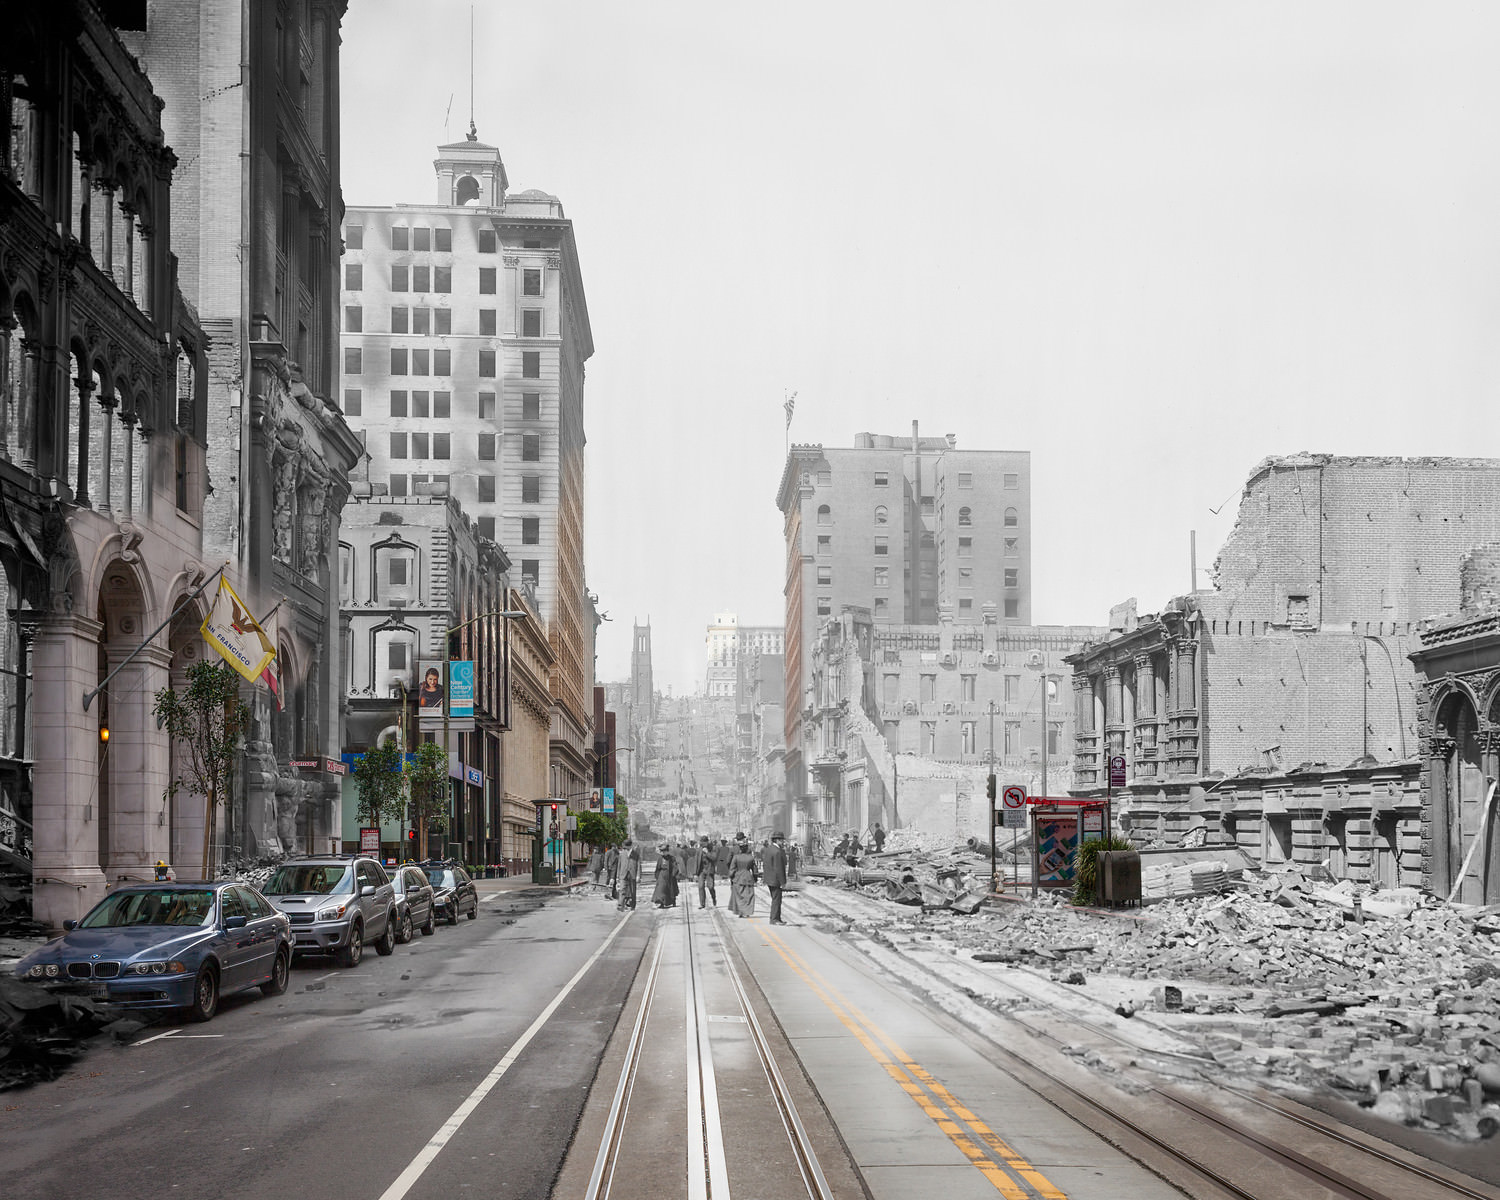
[1029,798,1111,897]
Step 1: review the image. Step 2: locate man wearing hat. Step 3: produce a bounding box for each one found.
[764,832,789,925]
[693,835,718,908]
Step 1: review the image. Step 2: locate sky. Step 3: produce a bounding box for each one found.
[340,1,1500,694]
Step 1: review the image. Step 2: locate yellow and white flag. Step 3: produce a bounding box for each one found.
[200,579,276,682]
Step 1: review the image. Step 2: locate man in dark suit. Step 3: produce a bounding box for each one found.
[691,836,717,908]
[765,832,789,925]
[714,834,735,881]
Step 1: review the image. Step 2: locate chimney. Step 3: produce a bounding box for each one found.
[911,420,919,452]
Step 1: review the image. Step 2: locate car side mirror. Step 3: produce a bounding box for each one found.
[360,885,376,897]
[62,919,78,931]
[224,915,249,929]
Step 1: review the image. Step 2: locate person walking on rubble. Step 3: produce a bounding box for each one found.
[765,832,789,925]
[872,822,886,853]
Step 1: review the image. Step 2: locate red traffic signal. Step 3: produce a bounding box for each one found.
[407,829,417,842]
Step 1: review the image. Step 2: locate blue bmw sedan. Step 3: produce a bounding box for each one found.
[13,881,292,1022]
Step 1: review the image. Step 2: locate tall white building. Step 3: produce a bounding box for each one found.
[705,612,784,698]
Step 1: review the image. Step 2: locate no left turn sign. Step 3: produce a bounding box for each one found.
[1000,785,1027,830]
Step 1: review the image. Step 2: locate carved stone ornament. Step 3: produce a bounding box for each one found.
[271,453,299,564]
[40,509,81,615]
[1427,735,1457,759]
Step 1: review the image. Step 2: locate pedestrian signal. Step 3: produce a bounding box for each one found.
[407,829,417,843]
[986,773,997,801]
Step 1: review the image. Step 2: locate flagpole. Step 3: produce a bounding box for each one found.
[82,562,229,711]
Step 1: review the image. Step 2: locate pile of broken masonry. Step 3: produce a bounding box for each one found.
[814,849,1500,1142]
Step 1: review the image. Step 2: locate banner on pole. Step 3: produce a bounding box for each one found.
[200,579,276,682]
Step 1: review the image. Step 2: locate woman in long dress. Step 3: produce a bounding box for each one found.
[652,843,678,908]
[730,839,758,918]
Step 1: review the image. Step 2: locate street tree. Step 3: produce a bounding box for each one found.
[577,804,629,851]
[406,740,449,860]
[153,659,250,879]
[352,737,406,832]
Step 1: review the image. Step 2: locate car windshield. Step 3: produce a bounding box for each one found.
[264,864,353,896]
[79,889,217,928]
[424,868,456,888]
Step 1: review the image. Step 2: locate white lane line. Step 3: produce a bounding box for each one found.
[378,911,633,1200]
[132,1028,181,1047]
[691,907,731,1198]
[684,910,707,1200]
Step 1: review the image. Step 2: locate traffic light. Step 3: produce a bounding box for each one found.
[986,773,997,801]
[407,829,417,844]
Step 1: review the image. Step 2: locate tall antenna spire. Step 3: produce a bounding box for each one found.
[466,5,477,142]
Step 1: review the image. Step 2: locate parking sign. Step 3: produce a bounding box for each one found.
[1108,755,1127,787]
[1001,785,1027,830]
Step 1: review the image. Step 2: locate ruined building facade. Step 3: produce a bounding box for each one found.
[1069,454,1500,896]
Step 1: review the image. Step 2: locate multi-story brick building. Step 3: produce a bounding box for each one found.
[340,130,597,812]
[705,611,784,698]
[123,0,363,867]
[777,424,1032,840]
[2,2,216,924]
[1068,454,1500,889]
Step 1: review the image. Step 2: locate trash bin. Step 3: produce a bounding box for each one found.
[1099,850,1141,907]
[535,864,556,886]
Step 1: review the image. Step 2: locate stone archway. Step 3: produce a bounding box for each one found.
[1433,690,1487,904]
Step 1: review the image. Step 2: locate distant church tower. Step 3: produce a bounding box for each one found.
[433,121,508,209]
[631,621,655,726]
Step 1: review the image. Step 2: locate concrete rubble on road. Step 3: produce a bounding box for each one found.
[806,835,1500,1143]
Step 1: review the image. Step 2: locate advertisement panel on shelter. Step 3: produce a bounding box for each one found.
[1035,813,1079,886]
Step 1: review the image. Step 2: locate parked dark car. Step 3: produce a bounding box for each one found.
[261,856,397,966]
[12,881,291,1022]
[388,864,437,943]
[421,861,478,925]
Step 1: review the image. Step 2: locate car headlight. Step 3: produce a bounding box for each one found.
[43,963,60,978]
[126,961,182,975]
[25,964,47,979]
[317,904,347,922]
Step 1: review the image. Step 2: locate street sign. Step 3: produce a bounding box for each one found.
[359,827,380,856]
[1083,808,1105,837]
[1001,784,1027,830]
[1108,755,1127,787]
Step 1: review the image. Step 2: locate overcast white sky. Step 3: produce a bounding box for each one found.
[341,1,1500,695]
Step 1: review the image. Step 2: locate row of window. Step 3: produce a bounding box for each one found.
[346,306,545,338]
[343,264,544,296]
[343,390,543,421]
[343,347,542,379]
[815,470,1020,490]
[369,546,539,589]
[345,225,507,255]
[820,504,1018,527]
[377,471,540,503]
[814,564,1022,588]
[388,432,543,462]
[814,534,1021,557]
[881,719,1059,758]
[815,596,1022,619]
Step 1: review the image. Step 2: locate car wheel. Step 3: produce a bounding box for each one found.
[421,906,436,936]
[375,911,397,956]
[188,963,219,1022]
[447,907,459,926]
[396,911,414,945]
[338,921,364,968]
[261,948,290,997]
[466,899,477,920]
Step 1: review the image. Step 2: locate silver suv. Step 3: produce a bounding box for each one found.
[262,857,397,967]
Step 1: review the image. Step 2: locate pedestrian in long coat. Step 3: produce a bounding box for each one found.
[764,833,789,925]
[714,836,735,880]
[588,848,603,884]
[618,841,641,910]
[652,843,678,907]
[604,845,620,899]
[872,822,886,853]
[693,837,717,908]
[729,839,759,918]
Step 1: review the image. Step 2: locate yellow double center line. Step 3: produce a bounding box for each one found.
[760,925,1065,1200]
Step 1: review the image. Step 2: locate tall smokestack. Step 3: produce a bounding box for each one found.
[912,420,919,452]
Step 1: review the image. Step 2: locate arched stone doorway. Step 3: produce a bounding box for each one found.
[1431,689,1494,904]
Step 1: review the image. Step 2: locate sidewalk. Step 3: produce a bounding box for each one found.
[473,872,594,897]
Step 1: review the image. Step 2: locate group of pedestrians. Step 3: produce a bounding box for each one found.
[829,821,885,865]
[587,832,790,925]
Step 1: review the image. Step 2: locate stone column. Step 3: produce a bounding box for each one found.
[1103,664,1125,758]
[1134,652,1157,776]
[101,642,173,882]
[31,613,107,928]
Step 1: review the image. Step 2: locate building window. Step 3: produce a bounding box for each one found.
[389,432,407,459]
[480,309,496,335]
[478,228,496,253]
[1004,675,1019,703]
[478,517,496,540]
[958,598,973,613]
[390,348,407,375]
[523,268,542,296]
[817,505,831,526]
[391,225,409,250]
[412,348,429,375]
[434,266,451,293]
[874,471,888,487]
[390,390,408,417]
[1048,723,1061,755]
[1287,595,1310,625]
[921,722,936,755]
[522,309,542,337]
[522,474,540,502]
[410,306,429,334]
[522,393,540,419]
[1004,598,1019,619]
[478,350,496,377]
[345,225,363,250]
[433,432,450,459]
[434,391,451,418]
[477,433,496,460]
[413,265,430,292]
[957,472,973,488]
[343,347,361,374]
[343,388,362,416]
[999,568,1016,588]
[1004,721,1020,755]
[390,264,408,291]
[1004,507,1018,527]
[958,506,971,526]
[522,518,540,545]
[479,267,496,294]
[920,674,936,702]
[521,559,539,587]
[345,264,362,290]
[412,226,430,252]
[522,351,540,378]
[435,309,451,335]
[1004,472,1019,489]
[391,306,408,333]
[344,305,362,332]
[874,536,888,556]
[817,566,832,585]
[961,674,975,701]
[958,537,972,556]
[411,432,428,459]
[817,535,831,554]
[884,719,900,747]
[874,566,889,588]
[961,722,976,756]
[816,470,831,487]
[874,596,888,615]
[1004,537,1019,556]
[389,474,407,497]
[435,227,451,252]
[817,597,831,616]
[522,434,540,461]
[874,504,888,525]
[434,349,451,375]
[478,475,496,503]
[411,390,429,417]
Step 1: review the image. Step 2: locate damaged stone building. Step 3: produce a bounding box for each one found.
[1068,454,1500,898]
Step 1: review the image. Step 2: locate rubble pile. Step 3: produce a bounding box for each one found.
[817,865,1500,1140]
[0,975,141,1090]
